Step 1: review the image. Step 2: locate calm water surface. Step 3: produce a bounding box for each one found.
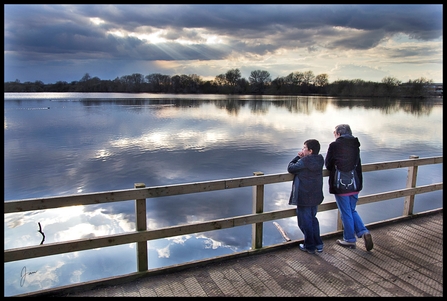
[4,93,443,296]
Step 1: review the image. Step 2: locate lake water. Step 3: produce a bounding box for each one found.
[4,93,443,296]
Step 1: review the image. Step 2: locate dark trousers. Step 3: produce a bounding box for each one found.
[297,205,323,251]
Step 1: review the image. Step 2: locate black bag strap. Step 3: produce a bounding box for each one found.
[353,151,359,168]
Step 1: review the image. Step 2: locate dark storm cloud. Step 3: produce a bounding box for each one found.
[5,7,229,62]
[4,4,442,83]
[327,30,389,50]
[5,4,442,57]
[386,44,442,62]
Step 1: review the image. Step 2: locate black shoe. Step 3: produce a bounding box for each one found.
[363,233,373,251]
[336,239,356,249]
[299,244,316,254]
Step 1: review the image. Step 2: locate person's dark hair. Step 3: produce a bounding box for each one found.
[335,124,352,136]
[304,139,320,154]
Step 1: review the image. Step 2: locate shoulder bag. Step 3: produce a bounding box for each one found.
[333,155,360,192]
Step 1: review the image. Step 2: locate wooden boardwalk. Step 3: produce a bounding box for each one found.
[24,210,442,297]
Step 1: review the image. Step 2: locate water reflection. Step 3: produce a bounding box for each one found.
[73,96,439,117]
[4,93,442,296]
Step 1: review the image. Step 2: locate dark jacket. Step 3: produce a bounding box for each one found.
[325,135,363,194]
[287,154,324,206]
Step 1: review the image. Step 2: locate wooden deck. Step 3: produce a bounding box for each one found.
[22,209,442,297]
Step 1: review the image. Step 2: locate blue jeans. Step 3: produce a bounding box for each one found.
[335,194,369,242]
[296,205,323,251]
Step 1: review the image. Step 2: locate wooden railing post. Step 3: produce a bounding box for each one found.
[134,183,148,272]
[403,155,419,216]
[252,172,264,250]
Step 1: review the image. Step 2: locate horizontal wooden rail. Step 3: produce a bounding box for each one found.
[4,156,442,213]
[4,156,443,264]
[4,182,442,263]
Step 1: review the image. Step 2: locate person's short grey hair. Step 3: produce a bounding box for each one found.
[335,124,352,136]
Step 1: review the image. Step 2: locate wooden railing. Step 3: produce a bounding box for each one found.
[4,156,443,276]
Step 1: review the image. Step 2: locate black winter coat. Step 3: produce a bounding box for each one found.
[325,135,363,194]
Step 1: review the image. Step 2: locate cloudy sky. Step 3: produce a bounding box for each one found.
[4,4,443,84]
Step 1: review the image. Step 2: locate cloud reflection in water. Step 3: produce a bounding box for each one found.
[4,94,443,295]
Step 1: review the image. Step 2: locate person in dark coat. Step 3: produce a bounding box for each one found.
[287,139,324,254]
[325,124,373,251]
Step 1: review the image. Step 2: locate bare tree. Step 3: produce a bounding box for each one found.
[146,73,162,92]
[314,74,329,87]
[272,76,286,90]
[302,71,315,86]
[380,76,402,97]
[404,77,433,98]
[80,73,91,82]
[249,70,271,93]
[292,72,304,86]
[130,73,145,92]
[225,69,241,86]
[214,74,227,86]
[188,74,203,93]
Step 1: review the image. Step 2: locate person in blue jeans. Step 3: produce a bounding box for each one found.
[325,124,373,251]
[287,139,324,254]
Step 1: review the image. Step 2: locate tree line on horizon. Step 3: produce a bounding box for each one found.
[4,68,436,98]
